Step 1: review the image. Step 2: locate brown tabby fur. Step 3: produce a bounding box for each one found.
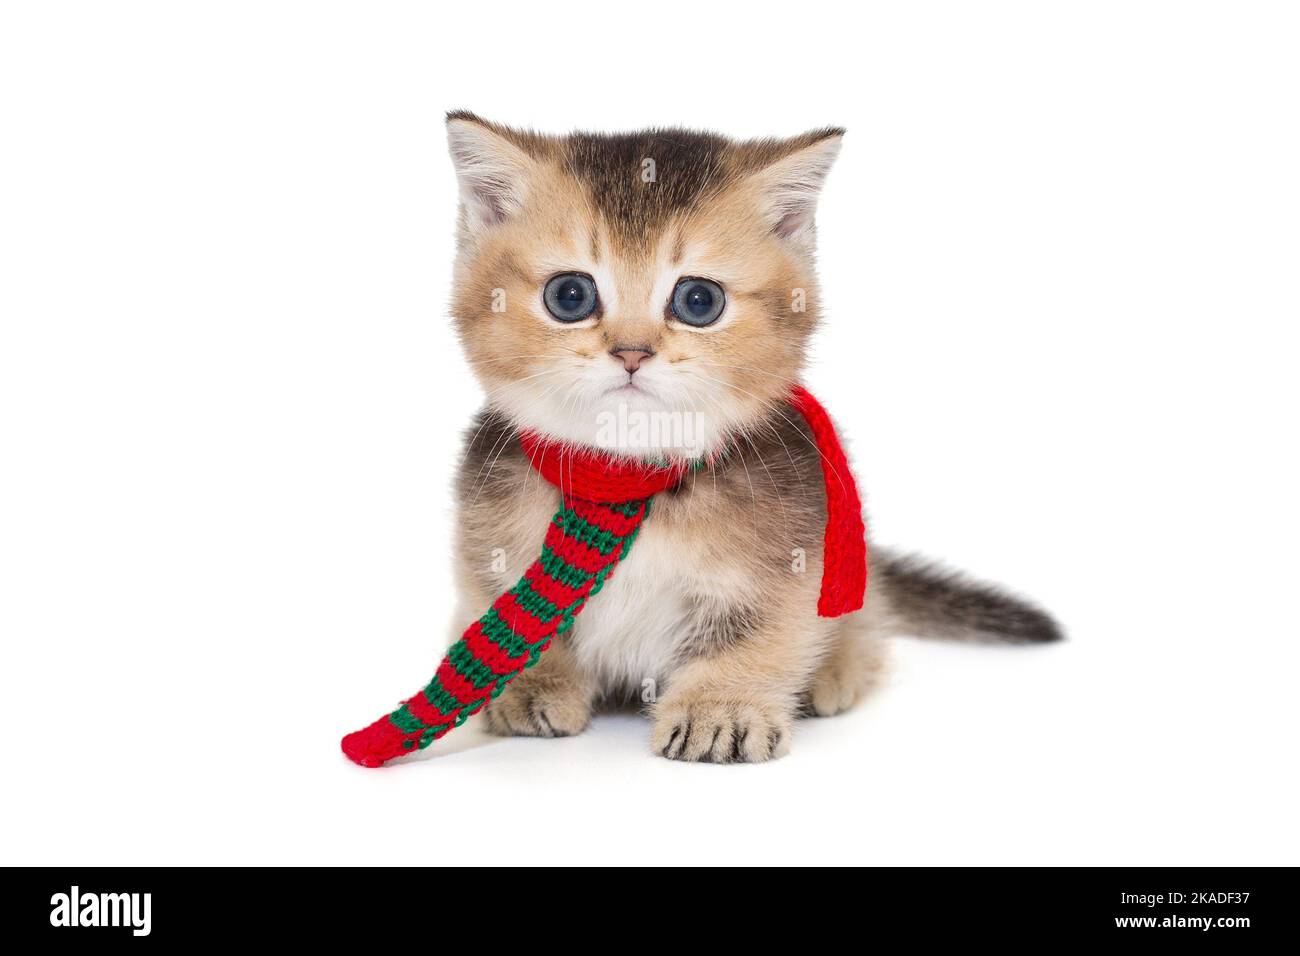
[442,112,1058,762]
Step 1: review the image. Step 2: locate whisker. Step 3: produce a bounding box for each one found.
[468,372,573,506]
[681,357,800,384]
[739,430,792,536]
[456,367,571,466]
[466,420,515,507]
[684,370,850,495]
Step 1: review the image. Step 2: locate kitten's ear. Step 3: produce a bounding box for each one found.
[445,111,535,237]
[746,128,844,248]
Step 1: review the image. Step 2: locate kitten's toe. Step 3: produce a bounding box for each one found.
[484,679,591,738]
[806,668,863,717]
[651,697,792,763]
[805,633,887,717]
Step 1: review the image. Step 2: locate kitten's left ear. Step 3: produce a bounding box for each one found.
[745,128,844,248]
[445,111,537,238]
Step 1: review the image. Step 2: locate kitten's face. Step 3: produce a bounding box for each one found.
[446,115,842,459]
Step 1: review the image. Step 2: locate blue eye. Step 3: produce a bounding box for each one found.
[670,278,725,327]
[543,273,598,322]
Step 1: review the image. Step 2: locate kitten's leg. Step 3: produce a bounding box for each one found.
[452,573,598,739]
[484,639,598,738]
[650,616,835,763]
[805,613,889,717]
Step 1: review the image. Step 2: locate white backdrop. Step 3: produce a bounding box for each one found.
[2,1,1297,865]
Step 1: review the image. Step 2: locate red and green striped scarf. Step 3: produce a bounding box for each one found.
[341,385,866,767]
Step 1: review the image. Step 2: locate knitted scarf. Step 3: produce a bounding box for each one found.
[341,385,866,767]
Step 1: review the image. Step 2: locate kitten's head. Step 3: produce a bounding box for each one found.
[446,111,842,460]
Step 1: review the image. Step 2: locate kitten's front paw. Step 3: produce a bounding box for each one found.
[650,695,793,763]
[484,675,592,738]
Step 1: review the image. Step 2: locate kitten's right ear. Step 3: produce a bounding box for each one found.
[445,111,535,236]
[745,127,844,250]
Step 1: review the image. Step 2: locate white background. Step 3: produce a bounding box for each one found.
[2,1,1297,866]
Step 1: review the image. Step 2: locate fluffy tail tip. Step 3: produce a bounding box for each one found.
[876,552,1064,645]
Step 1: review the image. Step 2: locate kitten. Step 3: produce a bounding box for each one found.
[444,112,1059,763]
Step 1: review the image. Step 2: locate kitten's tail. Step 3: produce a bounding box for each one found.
[871,550,1062,644]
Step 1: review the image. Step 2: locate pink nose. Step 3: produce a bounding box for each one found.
[610,348,654,373]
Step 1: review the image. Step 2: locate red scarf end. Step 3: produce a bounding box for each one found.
[790,385,868,618]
